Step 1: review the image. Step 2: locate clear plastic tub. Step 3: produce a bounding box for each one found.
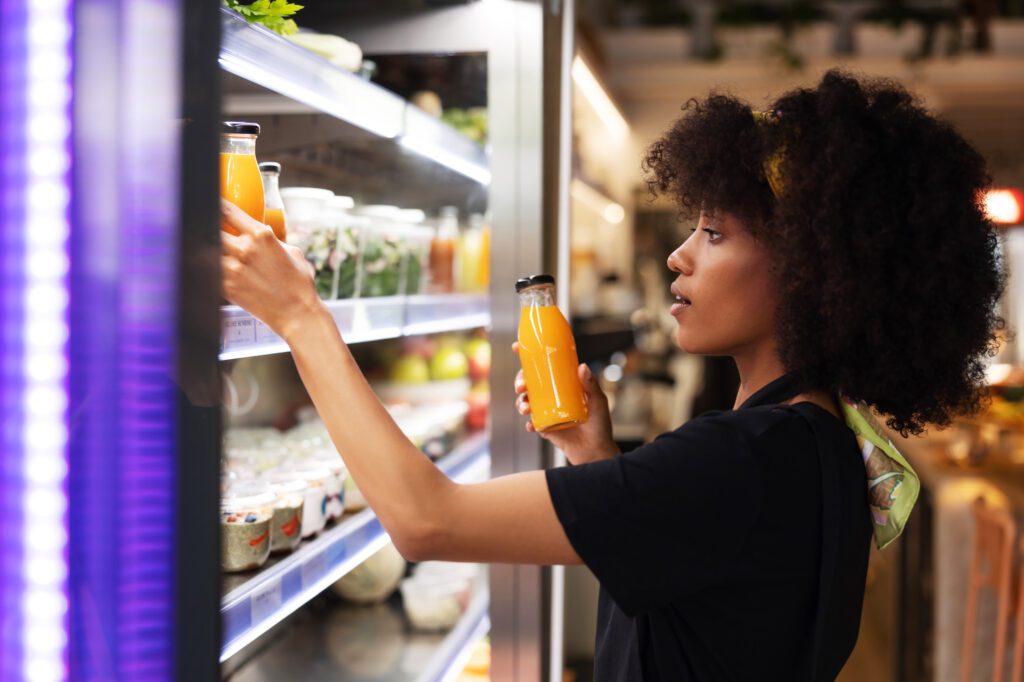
[402,225,433,295]
[262,479,307,554]
[353,206,405,298]
[282,187,340,299]
[400,573,472,631]
[221,488,275,572]
[321,195,362,299]
[294,455,346,520]
[265,467,330,538]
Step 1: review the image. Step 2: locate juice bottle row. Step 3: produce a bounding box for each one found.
[220,120,490,300]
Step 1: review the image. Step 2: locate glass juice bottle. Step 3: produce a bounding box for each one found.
[516,275,588,432]
[259,161,287,241]
[220,121,265,234]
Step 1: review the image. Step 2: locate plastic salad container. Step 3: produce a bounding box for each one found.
[281,187,339,299]
[321,195,361,299]
[221,487,275,572]
[353,205,404,297]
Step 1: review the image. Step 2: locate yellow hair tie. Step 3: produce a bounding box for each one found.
[753,111,786,199]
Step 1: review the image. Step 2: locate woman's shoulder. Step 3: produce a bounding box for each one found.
[672,404,820,445]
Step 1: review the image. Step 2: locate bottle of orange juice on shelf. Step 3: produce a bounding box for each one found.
[259,161,287,241]
[429,206,459,293]
[516,275,588,432]
[220,121,265,234]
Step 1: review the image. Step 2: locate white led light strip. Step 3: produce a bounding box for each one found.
[21,0,72,679]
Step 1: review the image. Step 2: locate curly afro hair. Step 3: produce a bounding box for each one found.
[643,69,1005,436]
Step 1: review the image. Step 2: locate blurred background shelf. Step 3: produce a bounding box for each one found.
[220,433,490,662]
[220,294,490,361]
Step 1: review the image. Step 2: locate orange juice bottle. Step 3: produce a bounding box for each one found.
[220,122,265,234]
[259,161,287,241]
[516,275,588,432]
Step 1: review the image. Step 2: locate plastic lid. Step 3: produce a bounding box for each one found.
[398,209,426,224]
[222,121,261,136]
[325,195,355,210]
[280,187,334,200]
[515,274,555,292]
[258,161,281,174]
[355,205,402,219]
[221,487,276,514]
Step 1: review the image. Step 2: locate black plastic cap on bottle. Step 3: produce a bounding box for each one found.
[222,121,261,136]
[258,161,281,174]
[515,274,555,292]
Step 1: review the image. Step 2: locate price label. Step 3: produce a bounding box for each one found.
[255,321,279,343]
[251,579,282,624]
[224,318,257,347]
[301,552,327,590]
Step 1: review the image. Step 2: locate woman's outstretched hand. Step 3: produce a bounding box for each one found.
[513,343,619,465]
[220,199,325,341]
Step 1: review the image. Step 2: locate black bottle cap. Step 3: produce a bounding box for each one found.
[515,274,555,292]
[258,161,281,174]
[222,121,261,136]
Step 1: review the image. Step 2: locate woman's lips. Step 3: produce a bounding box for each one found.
[671,300,691,316]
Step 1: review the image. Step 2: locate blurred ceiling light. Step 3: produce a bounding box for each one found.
[985,188,1024,226]
[571,55,628,138]
[571,179,625,224]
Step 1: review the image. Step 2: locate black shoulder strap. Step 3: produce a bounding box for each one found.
[788,403,841,682]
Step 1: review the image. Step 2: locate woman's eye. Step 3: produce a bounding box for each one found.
[702,228,722,242]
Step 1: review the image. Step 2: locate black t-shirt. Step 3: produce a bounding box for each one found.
[546,373,873,681]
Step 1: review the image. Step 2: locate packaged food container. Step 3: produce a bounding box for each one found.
[221,488,275,572]
[280,186,334,224]
[320,195,361,299]
[400,574,472,631]
[282,188,340,299]
[263,479,307,554]
[267,467,330,537]
[402,225,433,295]
[295,455,347,520]
[353,206,405,298]
[344,476,367,512]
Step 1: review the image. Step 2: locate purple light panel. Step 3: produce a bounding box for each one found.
[1,0,74,679]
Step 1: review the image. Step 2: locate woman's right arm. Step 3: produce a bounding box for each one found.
[513,344,620,465]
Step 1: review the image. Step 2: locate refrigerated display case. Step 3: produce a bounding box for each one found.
[19,0,574,678]
[212,5,515,678]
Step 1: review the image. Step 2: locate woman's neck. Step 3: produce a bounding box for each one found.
[731,340,788,409]
[731,342,840,418]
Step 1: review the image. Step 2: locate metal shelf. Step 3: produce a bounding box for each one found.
[219,7,489,185]
[220,432,491,662]
[220,294,490,361]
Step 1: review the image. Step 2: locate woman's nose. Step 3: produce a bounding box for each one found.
[667,242,692,276]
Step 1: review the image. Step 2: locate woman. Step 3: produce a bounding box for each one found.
[220,71,1003,680]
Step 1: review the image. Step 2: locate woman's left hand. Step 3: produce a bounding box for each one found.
[220,199,325,341]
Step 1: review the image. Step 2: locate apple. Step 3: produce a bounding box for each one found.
[429,347,469,381]
[390,354,430,384]
[464,338,491,382]
[466,381,490,431]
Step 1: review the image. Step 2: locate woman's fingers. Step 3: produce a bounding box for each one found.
[222,230,246,259]
[516,393,531,416]
[514,369,527,395]
[221,198,271,238]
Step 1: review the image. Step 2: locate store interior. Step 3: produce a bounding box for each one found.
[2,0,1024,680]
